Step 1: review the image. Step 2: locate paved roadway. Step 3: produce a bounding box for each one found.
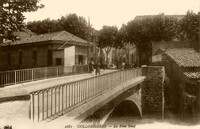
[0,69,117,99]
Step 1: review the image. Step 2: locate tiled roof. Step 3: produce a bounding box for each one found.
[3,31,89,46]
[165,48,200,68]
[13,28,36,39]
[154,48,165,55]
[184,72,200,79]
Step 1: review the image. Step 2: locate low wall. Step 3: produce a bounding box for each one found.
[142,66,165,118]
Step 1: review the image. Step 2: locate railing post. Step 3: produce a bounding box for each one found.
[32,69,34,81]
[14,70,16,84]
[37,92,40,122]
[30,93,34,122]
[57,67,59,77]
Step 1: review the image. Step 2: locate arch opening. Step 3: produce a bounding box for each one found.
[109,100,141,118]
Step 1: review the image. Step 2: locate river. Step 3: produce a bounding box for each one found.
[83,109,200,129]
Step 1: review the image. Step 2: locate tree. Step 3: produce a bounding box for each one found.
[117,24,128,48]
[179,11,200,42]
[97,25,120,66]
[125,14,179,65]
[0,0,44,42]
[126,17,152,65]
[27,13,91,40]
[27,18,63,34]
[59,14,90,40]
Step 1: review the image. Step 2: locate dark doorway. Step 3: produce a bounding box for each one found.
[7,52,11,65]
[78,55,83,65]
[48,50,53,66]
[19,51,23,65]
[32,51,37,66]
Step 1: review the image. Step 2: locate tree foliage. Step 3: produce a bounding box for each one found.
[117,24,128,48]
[0,0,44,41]
[59,14,90,40]
[126,14,179,46]
[179,11,200,42]
[26,13,91,40]
[97,25,121,65]
[123,14,179,65]
[120,11,200,65]
[98,25,119,51]
[26,18,62,34]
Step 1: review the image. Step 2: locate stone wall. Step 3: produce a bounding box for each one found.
[142,66,165,118]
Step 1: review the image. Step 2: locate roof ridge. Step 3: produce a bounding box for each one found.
[62,31,73,41]
[51,30,66,40]
[63,31,88,43]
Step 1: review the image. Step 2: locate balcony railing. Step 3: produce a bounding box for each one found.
[0,65,88,87]
[29,68,142,122]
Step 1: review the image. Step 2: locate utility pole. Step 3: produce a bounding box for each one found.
[87,17,90,72]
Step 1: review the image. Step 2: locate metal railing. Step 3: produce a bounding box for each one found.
[29,68,142,122]
[0,65,88,87]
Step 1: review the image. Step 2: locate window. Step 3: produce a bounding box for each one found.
[78,55,83,65]
[47,50,53,66]
[19,51,23,65]
[56,58,62,66]
[32,51,37,66]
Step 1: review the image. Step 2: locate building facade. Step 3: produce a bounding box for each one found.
[114,43,138,68]
[0,31,92,71]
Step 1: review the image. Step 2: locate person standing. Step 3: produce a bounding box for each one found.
[122,61,125,70]
[89,60,94,73]
[95,62,101,75]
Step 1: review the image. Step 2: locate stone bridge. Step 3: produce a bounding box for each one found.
[29,66,165,126]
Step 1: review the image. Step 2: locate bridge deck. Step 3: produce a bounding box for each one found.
[0,70,116,100]
[46,76,146,127]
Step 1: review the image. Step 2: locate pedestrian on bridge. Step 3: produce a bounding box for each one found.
[89,60,94,73]
[95,61,101,75]
[122,61,125,70]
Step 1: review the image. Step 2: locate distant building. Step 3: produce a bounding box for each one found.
[114,43,138,68]
[0,30,92,71]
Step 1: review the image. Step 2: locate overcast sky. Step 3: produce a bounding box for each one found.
[24,0,200,30]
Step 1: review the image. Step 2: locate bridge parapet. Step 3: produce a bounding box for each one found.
[29,68,142,122]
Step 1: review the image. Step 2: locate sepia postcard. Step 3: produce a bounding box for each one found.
[0,0,200,129]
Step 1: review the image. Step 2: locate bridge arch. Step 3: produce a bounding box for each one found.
[109,100,142,118]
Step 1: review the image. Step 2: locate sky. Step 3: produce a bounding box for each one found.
[24,0,200,30]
